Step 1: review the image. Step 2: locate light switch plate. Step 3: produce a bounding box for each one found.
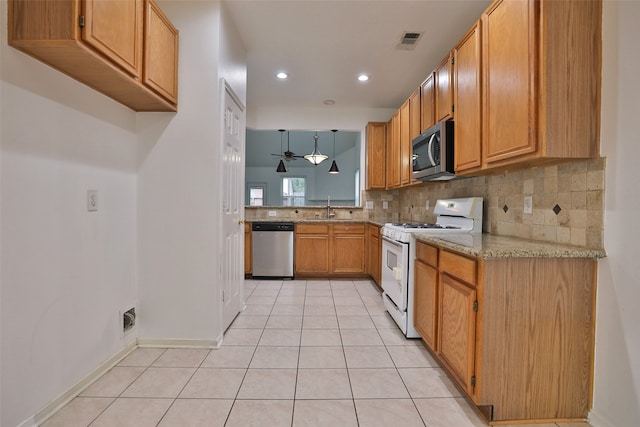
[425,200,430,210]
[87,190,98,211]
[383,201,389,209]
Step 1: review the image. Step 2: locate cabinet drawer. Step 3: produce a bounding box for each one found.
[296,223,329,234]
[333,224,365,234]
[369,224,380,238]
[416,242,438,267]
[440,250,476,285]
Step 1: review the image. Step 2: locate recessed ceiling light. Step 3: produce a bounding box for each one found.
[323,99,336,105]
[276,72,288,79]
[358,74,369,82]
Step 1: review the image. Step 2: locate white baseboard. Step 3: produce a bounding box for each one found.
[16,415,36,427]
[33,342,137,426]
[137,337,221,349]
[24,336,222,427]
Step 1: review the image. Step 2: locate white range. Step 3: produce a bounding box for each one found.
[380,197,483,338]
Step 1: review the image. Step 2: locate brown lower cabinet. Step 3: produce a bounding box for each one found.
[294,222,368,277]
[414,241,596,423]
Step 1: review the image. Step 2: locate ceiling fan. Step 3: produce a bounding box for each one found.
[271,129,304,161]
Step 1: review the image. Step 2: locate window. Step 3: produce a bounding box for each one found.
[248,184,266,206]
[282,177,305,206]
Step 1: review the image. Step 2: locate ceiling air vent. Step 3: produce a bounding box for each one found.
[397,32,423,50]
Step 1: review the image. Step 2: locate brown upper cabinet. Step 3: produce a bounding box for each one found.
[453,21,483,173]
[399,98,412,186]
[420,73,436,132]
[386,110,401,189]
[365,122,387,190]
[479,0,600,171]
[8,0,178,111]
[143,0,179,105]
[409,87,422,141]
[435,53,454,123]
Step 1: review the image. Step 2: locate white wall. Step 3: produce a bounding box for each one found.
[247,105,394,131]
[246,146,358,206]
[136,0,246,343]
[0,3,137,426]
[591,2,640,426]
[1,1,246,425]
[313,145,358,204]
[247,105,394,201]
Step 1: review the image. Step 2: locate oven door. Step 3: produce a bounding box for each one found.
[381,236,409,311]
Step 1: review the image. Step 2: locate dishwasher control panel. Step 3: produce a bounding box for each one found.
[252,222,294,232]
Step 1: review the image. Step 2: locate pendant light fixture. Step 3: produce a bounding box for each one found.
[276,129,287,173]
[328,129,339,174]
[304,131,328,165]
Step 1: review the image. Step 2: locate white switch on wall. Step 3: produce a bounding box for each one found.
[383,201,389,209]
[87,190,98,211]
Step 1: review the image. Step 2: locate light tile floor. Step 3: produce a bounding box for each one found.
[42,279,593,427]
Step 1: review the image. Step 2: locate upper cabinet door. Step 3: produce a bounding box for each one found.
[421,73,436,132]
[386,111,401,189]
[366,122,387,190]
[400,98,412,186]
[454,21,482,173]
[144,0,179,104]
[482,0,537,164]
[435,53,454,123]
[82,0,143,77]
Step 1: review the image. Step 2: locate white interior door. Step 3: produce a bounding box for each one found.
[221,82,245,331]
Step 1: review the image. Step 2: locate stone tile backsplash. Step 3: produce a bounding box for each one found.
[363,158,605,249]
[245,158,605,250]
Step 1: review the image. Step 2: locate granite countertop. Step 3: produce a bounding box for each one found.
[245,218,388,227]
[415,233,606,259]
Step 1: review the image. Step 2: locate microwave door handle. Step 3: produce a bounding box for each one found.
[427,133,437,166]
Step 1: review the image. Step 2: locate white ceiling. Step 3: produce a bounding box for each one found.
[223,0,492,111]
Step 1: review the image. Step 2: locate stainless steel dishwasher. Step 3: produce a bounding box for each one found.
[251,222,294,279]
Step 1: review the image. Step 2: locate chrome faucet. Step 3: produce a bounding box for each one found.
[327,196,335,218]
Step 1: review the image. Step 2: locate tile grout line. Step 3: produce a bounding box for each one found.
[85,348,169,427]
[223,279,273,426]
[290,279,308,426]
[153,347,215,426]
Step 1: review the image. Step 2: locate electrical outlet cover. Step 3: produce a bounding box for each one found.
[365,201,374,209]
[383,201,389,209]
[524,196,533,214]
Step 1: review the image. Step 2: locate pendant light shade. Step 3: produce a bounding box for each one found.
[329,160,339,174]
[304,132,328,165]
[328,129,339,174]
[276,129,287,172]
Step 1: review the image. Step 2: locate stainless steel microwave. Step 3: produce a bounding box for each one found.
[411,119,456,181]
